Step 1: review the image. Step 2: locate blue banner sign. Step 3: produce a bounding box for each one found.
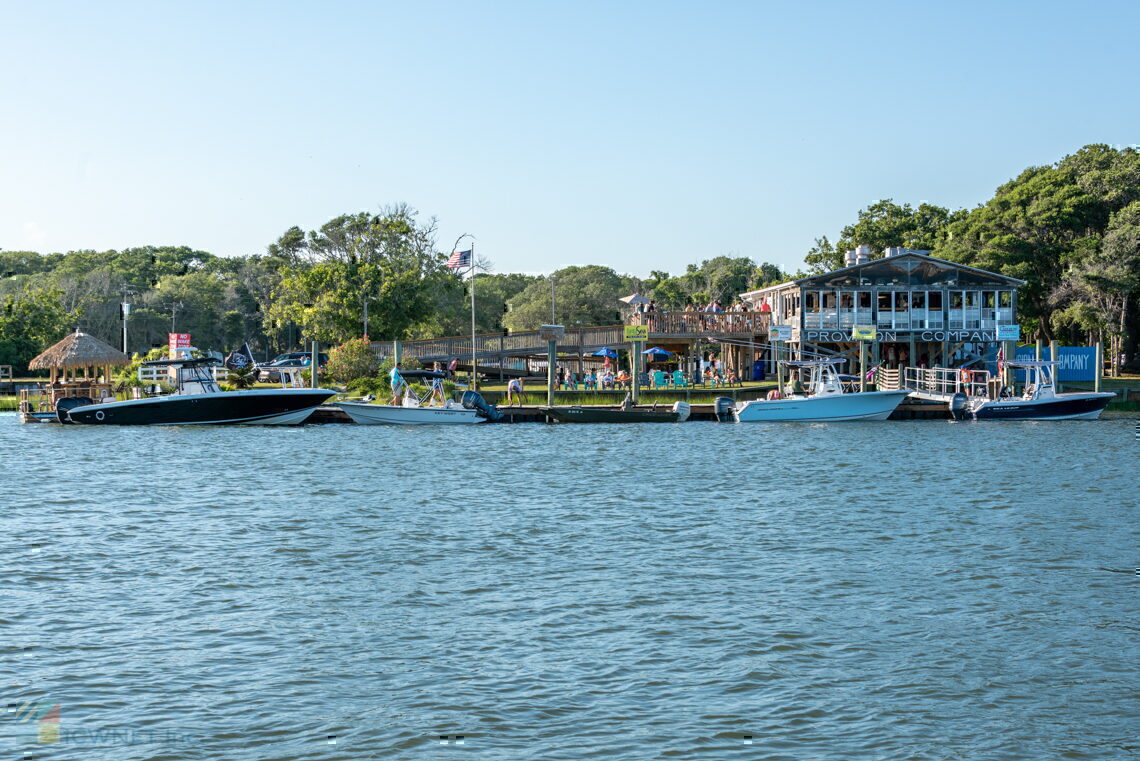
[996,324,1021,341]
[1014,345,1097,381]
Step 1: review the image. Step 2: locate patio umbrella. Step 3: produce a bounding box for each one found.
[619,293,651,306]
[641,346,673,356]
[591,347,619,358]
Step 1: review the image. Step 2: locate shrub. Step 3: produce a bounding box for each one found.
[326,338,379,384]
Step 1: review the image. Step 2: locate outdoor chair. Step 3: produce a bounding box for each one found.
[652,370,667,388]
[672,370,688,388]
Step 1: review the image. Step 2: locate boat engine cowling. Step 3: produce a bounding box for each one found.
[949,392,970,421]
[672,401,691,422]
[461,390,502,422]
[56,396,94,424]
[714,397,736,423]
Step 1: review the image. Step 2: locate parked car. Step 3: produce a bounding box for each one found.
[257,352,328,382]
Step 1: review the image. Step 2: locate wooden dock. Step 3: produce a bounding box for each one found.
[302,399,952,424]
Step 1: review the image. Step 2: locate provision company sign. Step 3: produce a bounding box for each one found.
[802,329,999,343]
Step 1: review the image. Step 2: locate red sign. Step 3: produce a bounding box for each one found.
[169,333,191,350]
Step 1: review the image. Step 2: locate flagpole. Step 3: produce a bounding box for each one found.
[470,242,477,391]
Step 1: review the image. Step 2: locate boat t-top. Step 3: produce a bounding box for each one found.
[950,360,1115,420]
[61,357,336,425]
[730,359,911,422]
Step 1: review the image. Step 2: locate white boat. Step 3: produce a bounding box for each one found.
[337,399,485,425]
[953,360,1115,421]
[335,373,500,425]
[732,359,911,422]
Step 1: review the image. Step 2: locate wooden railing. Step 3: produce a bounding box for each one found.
[373,325,628,362]
[630,310,769,335]
[373,312,770,363]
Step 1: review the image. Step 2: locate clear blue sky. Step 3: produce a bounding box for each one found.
[2,1,1138,277]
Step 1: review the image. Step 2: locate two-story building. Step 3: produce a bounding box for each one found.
[740,247,1025,370]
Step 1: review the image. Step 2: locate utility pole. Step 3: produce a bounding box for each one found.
[163,301,183,332]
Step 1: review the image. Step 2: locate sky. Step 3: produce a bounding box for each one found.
[2,0,1138,277]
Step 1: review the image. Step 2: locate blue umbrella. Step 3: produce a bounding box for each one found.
[642,346,673,356]
[592,347,619,358]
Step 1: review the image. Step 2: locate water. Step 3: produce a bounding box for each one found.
[2,415,1137,760]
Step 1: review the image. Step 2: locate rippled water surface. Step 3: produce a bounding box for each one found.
[2,414,1137,760]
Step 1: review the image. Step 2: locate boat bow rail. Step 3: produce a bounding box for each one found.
[902,366,990,402]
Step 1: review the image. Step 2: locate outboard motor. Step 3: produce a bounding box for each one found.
[55,396,94,424]
[949,392,970,421]
[672,401,691,422]
[461,390,502,422]
[714,396,736,423]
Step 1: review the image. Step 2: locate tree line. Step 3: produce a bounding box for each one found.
[804,144,1139,364]
[1,144,1135,373]
[0,203,787,371]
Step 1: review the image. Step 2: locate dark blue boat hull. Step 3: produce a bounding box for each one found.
[65,390,334,425]
[973,393,1113,420]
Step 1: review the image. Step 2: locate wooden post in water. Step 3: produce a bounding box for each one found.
[1035,338,1042,361]
[311,341,319,388]
[1003,340,1013,388]
[1095,340,1102,393]
[1050,339,1059,392]
[630,341,640,404]
[775,339,784,394]
[547,338,556,406]
[859,341,867,393]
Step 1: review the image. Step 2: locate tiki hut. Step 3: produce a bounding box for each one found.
[29,331,130,384]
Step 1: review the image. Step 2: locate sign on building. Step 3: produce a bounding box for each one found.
[623,325,649,342]
[851,325,877,341]
[996,325,1021,341]
[769,325,792,341]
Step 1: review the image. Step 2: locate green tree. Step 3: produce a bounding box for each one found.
[0,287,76,370]
[503,265,635,331]
[806,200,960,273]
[266,206,444,343]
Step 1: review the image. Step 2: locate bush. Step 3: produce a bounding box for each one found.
[326,338,379,384]
[114,346,168,392]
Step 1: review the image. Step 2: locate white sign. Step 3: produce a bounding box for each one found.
[769,325,792,341]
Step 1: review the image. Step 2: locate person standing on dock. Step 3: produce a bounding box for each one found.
[506,377,524,406]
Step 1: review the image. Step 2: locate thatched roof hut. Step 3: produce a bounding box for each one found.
[29,331,129,383]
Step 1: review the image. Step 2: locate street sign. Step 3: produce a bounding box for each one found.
[623,325,649,342]
[996,324,1021,341]
[769,325,792,341]
[168,333,190,355]
[851,325,877,341]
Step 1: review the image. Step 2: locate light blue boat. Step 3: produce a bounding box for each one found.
[734,359,910,422]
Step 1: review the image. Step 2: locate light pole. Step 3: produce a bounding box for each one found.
[119,286,136,354]
[450,233,477,389]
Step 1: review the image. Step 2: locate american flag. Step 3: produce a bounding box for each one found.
[447,249,472,269]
